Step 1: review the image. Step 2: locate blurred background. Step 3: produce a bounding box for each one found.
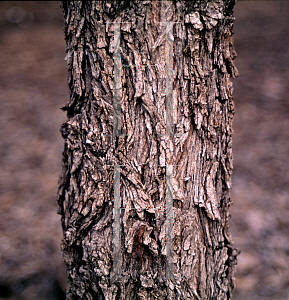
[0,1,288,299]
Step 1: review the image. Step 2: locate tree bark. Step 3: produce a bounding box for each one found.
[58,1,239,299]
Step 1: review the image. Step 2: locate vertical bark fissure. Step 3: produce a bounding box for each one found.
[58,1,239,299]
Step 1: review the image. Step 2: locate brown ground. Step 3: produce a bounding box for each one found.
[0,2,288,299]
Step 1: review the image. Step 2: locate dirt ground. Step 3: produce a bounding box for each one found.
[0,1,288,299]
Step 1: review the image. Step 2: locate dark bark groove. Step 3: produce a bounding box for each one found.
[58,1,239,299]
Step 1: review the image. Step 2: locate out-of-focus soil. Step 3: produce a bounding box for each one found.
[0,2,288,300]
[231,2,289,299]
[0,2,67,299]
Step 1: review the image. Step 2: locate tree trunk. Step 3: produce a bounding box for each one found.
[57,1,239,299]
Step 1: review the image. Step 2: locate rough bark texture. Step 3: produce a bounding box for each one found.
[57,1,239,299]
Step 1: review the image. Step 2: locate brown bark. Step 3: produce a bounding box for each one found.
[57,1,239,299]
